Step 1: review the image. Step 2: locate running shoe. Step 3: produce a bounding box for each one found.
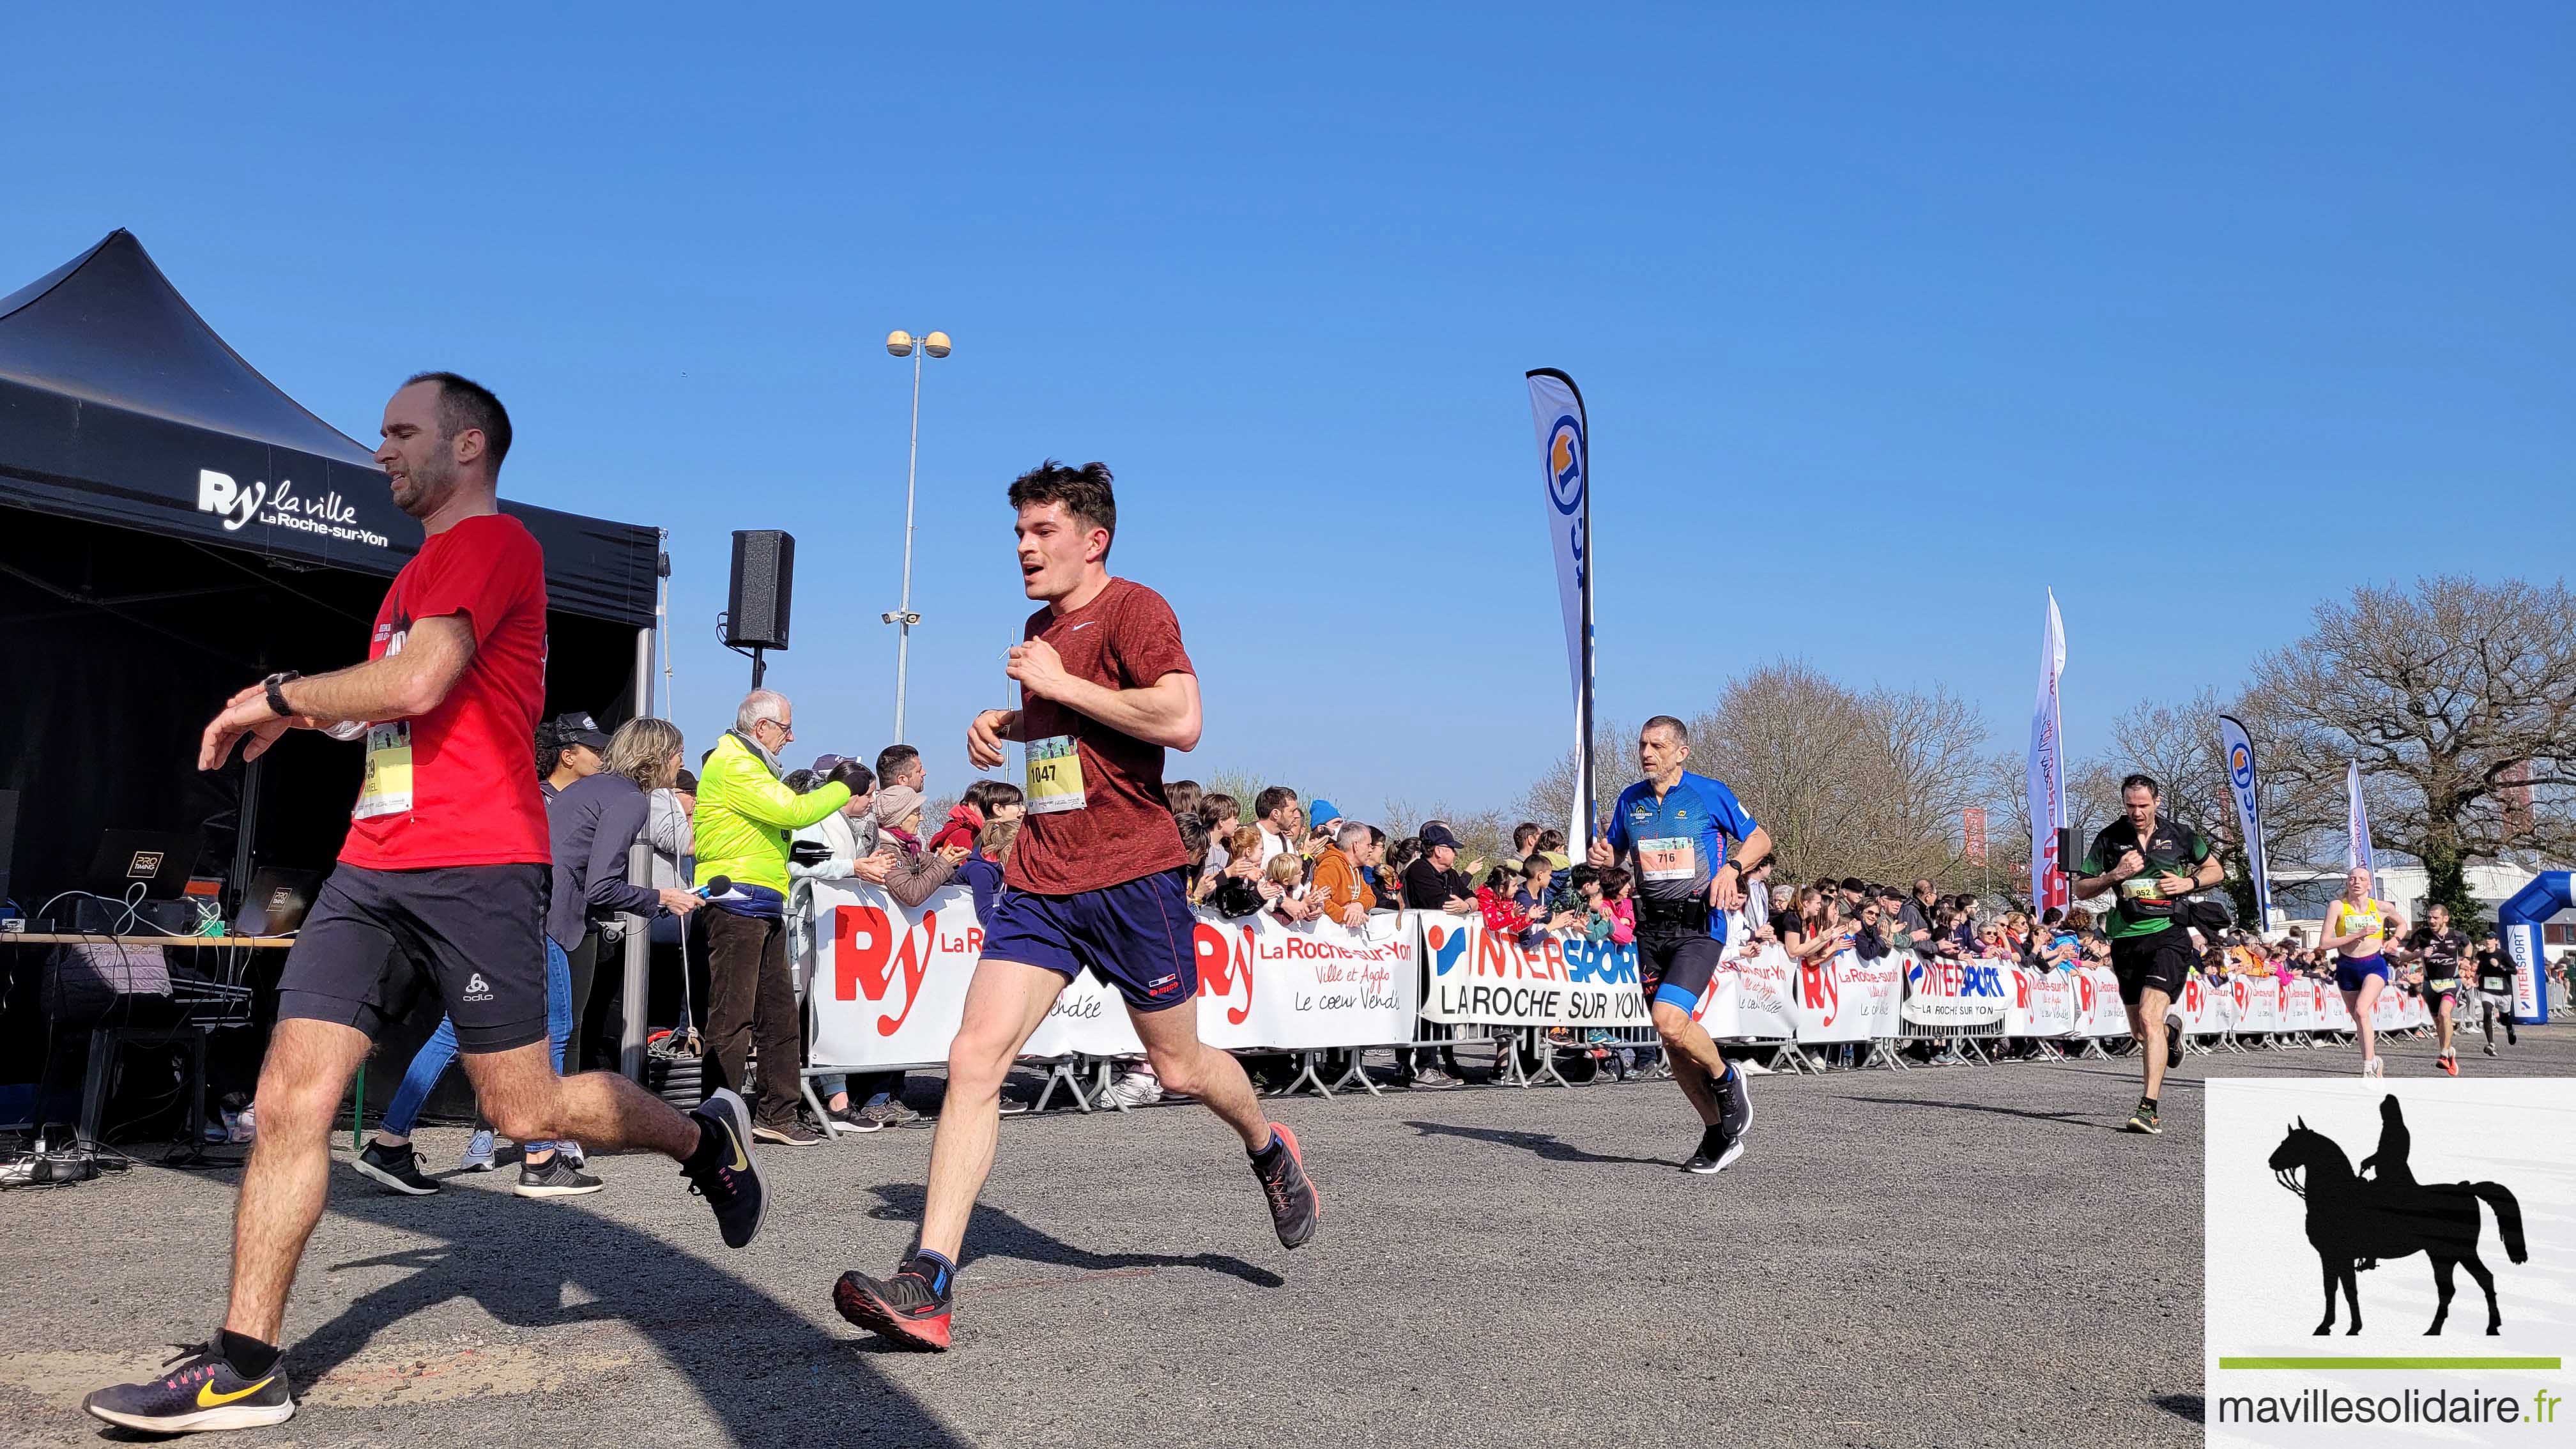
[834,1255,954,1351]
[560,1141,586,1170]
[1682,1125,1742,1175]
[826,1103,885,1135]
[864,1097,925,1126]
[2483,1041,2498,1057]
[353,1139,440,1196]
[82,1342,294,1433]
[2124,1102,2162,1135]
[516,1153,606,1199]
[2506,1022,2518,1046]
[2439,1051,2458,1077]
[684,1088,767,1249]
[459,1127,498,1172]
[1716,1062,1752,1145]
[2166,1020,2185,1070]
[1409,1065,1463,1091]
[751,1116,823,1147]
[1099,1071,1165,1109]
[2363,1057,2384,1079]
[1252,1123,1319,1248]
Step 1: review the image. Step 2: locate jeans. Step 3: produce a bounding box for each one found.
[380,937,573,1153]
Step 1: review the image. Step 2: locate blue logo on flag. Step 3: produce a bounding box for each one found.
[1545,413,1585,515]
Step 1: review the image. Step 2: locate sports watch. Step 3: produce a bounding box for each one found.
[262,671,301,717]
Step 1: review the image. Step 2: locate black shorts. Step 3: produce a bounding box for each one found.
[276,862,551,1052]
[2108,928,2193,1005]
[1637,926,1725,1014]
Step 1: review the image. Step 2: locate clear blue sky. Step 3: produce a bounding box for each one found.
[13,4,2570,820]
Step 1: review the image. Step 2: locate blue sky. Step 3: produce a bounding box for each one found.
[12,4,2570,820]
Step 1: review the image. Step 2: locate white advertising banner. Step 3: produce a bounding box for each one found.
[1526,367,1597,843]
[2227,974,2280,1036]
[810,882,1421,1068]
[1787,947,1907,1043]
[1899,953,2011,1029]
[1419,914,1650,1031]
[2027,590,2069,912]
[2003,964,2078,1038]
[1694,935,1795,1041]
[2216,714,2273,924]
[2071,965,2130,1038]
[2278,974,2318,1032]
[2177,971,2234,1037]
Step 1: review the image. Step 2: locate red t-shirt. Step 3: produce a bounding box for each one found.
[1004,578,1194,896]
[337,513,552,870]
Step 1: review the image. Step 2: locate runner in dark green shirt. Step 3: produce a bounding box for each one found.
[2069,773,2224,1135]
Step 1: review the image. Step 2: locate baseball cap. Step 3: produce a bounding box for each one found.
[812,753,855,775]
[1419,823,1461,850]
[551,712,610,751]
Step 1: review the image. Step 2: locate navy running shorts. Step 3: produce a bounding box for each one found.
[276,862,552,1052]
[980,869,1199,1013]
[2334,953,2391,993]
[1637,926,1725,1015]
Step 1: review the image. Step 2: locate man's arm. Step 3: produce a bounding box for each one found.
[1006,638,1202,750]
[1708,825,1772,910]
[199,614,477,769]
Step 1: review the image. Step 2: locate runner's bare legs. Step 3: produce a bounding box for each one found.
[1128,995,1270,1151]
[1649,1002,1724,1126]
[919,960,1069,1261]
[2124,986,2174,1101]
[224,1020,372,1342]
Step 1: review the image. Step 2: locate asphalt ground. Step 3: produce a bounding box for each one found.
[3,1022,2569,1448]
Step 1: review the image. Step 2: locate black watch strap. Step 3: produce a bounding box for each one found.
[263,671,300,717]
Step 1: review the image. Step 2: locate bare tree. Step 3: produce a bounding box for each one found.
[2248,575,2576,920]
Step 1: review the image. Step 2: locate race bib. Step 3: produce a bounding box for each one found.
[355,721,413,820]
[1636,837,1695,883]
[1023,734,1087,815]
[2480,970,2512,995]
[2118,875,2178,917]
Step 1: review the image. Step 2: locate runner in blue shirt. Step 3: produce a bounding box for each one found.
[1589,716,1772,1174]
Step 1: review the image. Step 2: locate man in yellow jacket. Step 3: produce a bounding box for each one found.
[698,689,853,1143]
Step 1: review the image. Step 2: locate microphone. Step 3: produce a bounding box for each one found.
[693,875,733,898]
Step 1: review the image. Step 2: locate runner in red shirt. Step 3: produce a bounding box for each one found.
[833,461,1320,1352]
[85,374,767,1438]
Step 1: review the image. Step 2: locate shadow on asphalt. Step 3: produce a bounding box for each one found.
[859,1182,1285,1289]
[2154,1393,2205,1422]
[182,1185,972,1449]
[1401,1119,1674,1167]
[1841,1095,2124,1133]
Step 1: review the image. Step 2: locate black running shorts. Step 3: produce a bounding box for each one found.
[1638,926,1726,1015]
[275,862,551,1052]
[2108,927,2193,1006]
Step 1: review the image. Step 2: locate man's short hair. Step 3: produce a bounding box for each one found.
[403,371,512,471]
[735,689,788,733]
[1641,714,1687,742]
[1199,793,1239,829]
[877,744,922,783]
[1513,822,1543,852]
[1255,785,1298,820]
[1536,828,1567,854]
[1337,822,1371,850]
[1008,459,1117,550]
[2120,772,2160,798]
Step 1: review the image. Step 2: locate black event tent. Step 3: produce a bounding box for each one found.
[0,229,663,921]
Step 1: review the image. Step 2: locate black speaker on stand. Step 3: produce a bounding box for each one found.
[723,530,795,687]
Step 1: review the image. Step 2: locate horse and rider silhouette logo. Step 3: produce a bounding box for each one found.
[2267,1096,2528,1337]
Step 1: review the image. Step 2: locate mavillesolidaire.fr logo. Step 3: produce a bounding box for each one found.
[2206,1079,2571,1447]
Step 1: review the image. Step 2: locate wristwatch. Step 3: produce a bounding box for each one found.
[261,671,301,717]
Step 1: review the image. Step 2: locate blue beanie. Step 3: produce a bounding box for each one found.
[1308,799,1342,831]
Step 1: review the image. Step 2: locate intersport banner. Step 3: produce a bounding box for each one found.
[1900,954,2011,1029]
[2216,714,2273,926]
[1418,914,1650,1030]
[2028,589,2069,912]
[808,882,1420,1068]
[2003,965,2078,1038]
[1526,367,1597,844]
[2071,965,2130,1038]
[1786,947,1906,1043]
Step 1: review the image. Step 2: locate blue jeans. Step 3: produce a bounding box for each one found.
[379,938,573,1153]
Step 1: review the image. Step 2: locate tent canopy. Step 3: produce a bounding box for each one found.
[0,229,656,626]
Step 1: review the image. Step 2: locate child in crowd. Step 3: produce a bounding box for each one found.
[1205,825,1272,917]
[1197,795,1242,873]
[1475,865,1533,940]
[960,816,1018,924]
[1264,850,1317,926]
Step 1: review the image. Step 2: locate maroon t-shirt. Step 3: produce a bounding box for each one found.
[1004,578,1194,896]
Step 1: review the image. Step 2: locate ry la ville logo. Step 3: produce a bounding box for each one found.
[197,468,389,548]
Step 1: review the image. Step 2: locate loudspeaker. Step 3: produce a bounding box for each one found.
[725,530,795,651]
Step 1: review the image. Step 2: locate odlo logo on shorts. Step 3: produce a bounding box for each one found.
[464,972,493,1002]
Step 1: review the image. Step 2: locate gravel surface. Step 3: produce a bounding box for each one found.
[3,1024,2566,1448]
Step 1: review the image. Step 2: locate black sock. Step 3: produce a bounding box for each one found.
[682,1114,726,1174]
[1248,1128,1285,1169]
[2140,1095,2158,1110]
[218,1329,279,1379]
[903,1248,956,1298]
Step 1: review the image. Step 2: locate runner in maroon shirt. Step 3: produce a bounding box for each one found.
[833,461,1321,1352]
[84,374,766,1438]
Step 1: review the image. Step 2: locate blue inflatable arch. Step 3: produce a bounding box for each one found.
[2495,871,2568,1025]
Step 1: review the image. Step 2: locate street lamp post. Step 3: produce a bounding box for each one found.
[882,328,951,743]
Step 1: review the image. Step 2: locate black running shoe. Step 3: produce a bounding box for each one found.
[834,1255,954,1351]
[751,1115,822,1147]
[516,1153,605,1199]
[2166,1020,2185,1070]
[1252,1123,1319,1248]
[684,1088,767,1249]
[1716,1062,1752,1144]
[2124,1101,2163,1135]
[1682,1124,1742,1175]
[83,1342,295,1433]
[352,1139,440,1196]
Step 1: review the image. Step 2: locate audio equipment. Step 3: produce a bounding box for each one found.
[724,530,796,652]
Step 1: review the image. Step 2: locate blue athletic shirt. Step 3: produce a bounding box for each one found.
[1604,771,1760,939]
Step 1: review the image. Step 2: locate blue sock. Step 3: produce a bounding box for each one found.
[904,1248,955,1297]
[1249,1128,1286,1167]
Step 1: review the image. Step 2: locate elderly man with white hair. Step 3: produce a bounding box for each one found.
[696,688,866,1145]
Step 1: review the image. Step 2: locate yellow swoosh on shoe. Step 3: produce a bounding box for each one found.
[197,1376,275,1409]
[724,1121,749,1172]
